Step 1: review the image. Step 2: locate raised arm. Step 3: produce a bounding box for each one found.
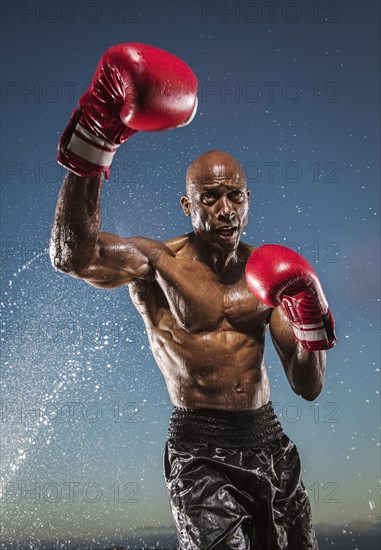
[49,42,198,288]
[49,171,171,288]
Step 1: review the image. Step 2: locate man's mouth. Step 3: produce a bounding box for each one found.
[214,226,239,239]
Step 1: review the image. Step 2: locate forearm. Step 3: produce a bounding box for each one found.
[50,171,104,273]
[288,345,326,401]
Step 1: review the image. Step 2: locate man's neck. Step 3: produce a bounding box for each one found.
[189,232,239,274]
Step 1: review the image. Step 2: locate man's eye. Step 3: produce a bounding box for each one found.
[231,190,244,200]
[202,192,215,202]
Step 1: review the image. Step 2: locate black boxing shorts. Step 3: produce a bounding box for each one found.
[163,401,318,550]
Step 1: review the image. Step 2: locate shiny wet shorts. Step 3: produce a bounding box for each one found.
[163,402,318,550]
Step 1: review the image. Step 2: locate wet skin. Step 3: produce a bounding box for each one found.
[50,150,326,410]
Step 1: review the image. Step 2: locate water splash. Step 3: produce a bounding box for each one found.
[1,248,60,488]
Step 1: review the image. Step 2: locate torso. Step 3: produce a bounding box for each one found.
[129,234,272,410]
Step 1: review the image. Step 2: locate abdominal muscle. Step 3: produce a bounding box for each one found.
[147,326,271,411]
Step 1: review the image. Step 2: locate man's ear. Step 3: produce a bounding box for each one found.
[180,195,191,217]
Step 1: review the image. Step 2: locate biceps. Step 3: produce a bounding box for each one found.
[77,233,151,286]
[84,277,136,289]
[269,307,297,363]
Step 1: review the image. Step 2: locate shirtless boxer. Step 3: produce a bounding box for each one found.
[50,43,336,549]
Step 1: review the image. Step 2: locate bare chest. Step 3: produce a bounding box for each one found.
[130,258,269,334]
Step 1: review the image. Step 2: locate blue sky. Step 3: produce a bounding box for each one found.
[1,1,380,548]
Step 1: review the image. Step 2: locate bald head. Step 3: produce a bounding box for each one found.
[181,151,250,249]
[186,150,246,194]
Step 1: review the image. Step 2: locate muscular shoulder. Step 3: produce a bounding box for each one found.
[237,240,255,261]
[128,233,188,289]
[162,233,192,254]
[128,234,189,304]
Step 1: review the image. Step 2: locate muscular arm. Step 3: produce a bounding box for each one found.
[269,307,326,401]
[50,44,197,288]
[50,171,172,288]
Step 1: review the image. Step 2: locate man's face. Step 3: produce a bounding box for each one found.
[181,153,250,251]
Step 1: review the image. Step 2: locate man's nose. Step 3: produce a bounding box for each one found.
[217,196,235,219]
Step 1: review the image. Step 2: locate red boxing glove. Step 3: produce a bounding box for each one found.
[245,244,336,351]
[58,43,198,178]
